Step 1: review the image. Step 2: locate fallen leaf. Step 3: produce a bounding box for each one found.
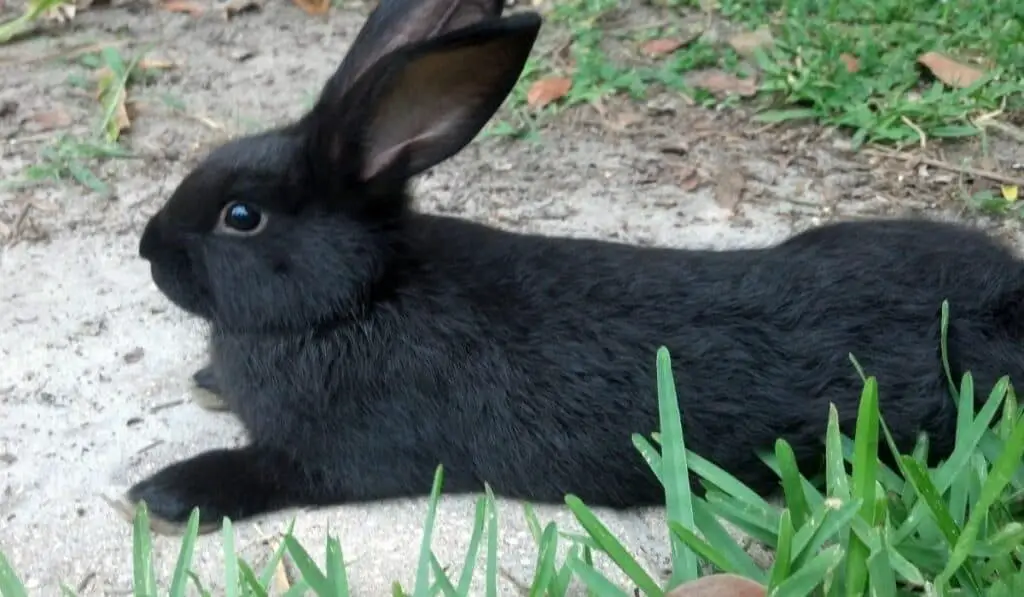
[917,51,984,88]
[111,95,131,138]
[713,167,746,211]
[640,38,685,57]
[685,69,758,97]
[677,166,701,192]
[839,52,859,73]
[138,57,176,70]
[665,573,766,597]
[27,108,72,131]
[526,77,571,109]
[727,26,774,57]
[94,67,131,141]
[640,27,702,58]
[292,0,329,15]
[160,0,205,15]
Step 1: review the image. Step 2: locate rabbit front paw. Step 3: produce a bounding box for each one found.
[121,446,300,534]
[191,364,230,412]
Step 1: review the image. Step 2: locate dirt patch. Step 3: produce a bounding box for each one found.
[1,1,1022,594]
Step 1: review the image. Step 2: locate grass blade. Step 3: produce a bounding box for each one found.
[686,452,778,518]
[0,550,29,597]
[703,492,781,546]
[939,300,957,398]
[258,519,297,588]
[768,544,843,596]
[528,523,559,597]
[790,498,863,570]
[566,553,631,597]
[222,518,239,597]
[939,412,1024,586]
[169,508,201,597]
[548,545,579,597]
[238,561,269,597]
[131,502,157,597]
[455,497,488,595]
[565,494,663,597]
[429,553,458,597]
[766,510,793,592]
[867,534,897,597]
[284,534,330,595]
[774,439,810,529]
[690,499,765,582]
[846,376,880,597]
[667,521,742,579]
[654,347,701,588]
[414,465,446,597]
[326,535,350,597]
[523,503,543,544]
[899,458,961,548]
[485,484,499,597]
[825,404,851,499]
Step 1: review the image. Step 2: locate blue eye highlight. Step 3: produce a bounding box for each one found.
[222,201,263,233]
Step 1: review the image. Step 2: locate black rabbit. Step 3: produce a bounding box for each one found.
[126,0,1024,533]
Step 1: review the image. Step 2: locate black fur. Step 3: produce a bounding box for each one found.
[129,0,1024,529]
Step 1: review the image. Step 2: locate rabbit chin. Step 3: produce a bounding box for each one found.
[149,260,215,322]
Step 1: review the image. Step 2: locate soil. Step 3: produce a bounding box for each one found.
[0,0,1021,595]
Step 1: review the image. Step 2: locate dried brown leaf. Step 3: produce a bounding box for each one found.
[161,0,205,15]
[665,573,766,597]
[292,0,329,15]
[138,57,176,70]
[27,108,72,131]
[111,92,131,137]
[685,69,758,97]
[727,27,773,57]
[640,38,685,57]
[917,51,984,88]
[839,52,859,73]
[713,167,745,211]
[526,76,571,109]
[677,166,701,192]
[640,27,701,58]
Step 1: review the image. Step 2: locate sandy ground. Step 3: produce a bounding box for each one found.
[1,0,1023,595]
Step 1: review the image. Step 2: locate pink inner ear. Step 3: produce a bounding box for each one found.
[358,47,481,180]
[362,109,467,180]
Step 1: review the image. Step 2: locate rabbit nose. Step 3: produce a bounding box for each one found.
[139,215,163,261]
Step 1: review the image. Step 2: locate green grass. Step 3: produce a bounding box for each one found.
[1,300,1022,596]
[491,0,1023,148]
[0,0,73,45]
[1,45,168,195]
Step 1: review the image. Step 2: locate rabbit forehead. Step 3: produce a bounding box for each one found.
[162,132,306,230]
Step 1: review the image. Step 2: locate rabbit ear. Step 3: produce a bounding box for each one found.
[322,0,507,101]
[311,13,541,185]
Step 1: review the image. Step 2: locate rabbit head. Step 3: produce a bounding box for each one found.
[138,0,541,334]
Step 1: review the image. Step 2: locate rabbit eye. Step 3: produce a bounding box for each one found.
[219,201,266,236]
